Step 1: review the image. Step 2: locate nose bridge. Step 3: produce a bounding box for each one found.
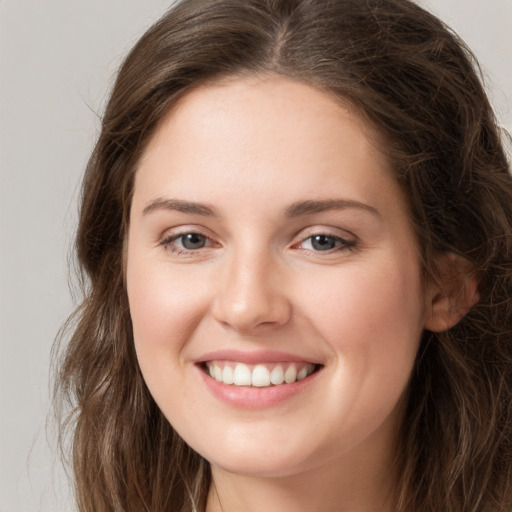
[212,242,290,332]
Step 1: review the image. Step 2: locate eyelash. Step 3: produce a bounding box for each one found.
[295,234,356,254]
[159,231,356,256]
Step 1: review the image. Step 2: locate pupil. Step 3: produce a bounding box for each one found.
[311,235,335,251]
[183,233,206,249]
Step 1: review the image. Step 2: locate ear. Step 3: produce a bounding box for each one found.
[424,253,480,332]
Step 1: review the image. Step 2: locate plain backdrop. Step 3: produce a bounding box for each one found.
[0,1,511,510]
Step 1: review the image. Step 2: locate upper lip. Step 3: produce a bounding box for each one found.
[195,349,323,365]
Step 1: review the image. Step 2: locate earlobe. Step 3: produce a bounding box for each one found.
[424,253,480,333]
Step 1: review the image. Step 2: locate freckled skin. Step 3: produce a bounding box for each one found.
[126,77,429,511]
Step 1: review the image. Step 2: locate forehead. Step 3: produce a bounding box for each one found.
[133,76,404,217]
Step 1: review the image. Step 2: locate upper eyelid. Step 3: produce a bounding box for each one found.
[160,231,216,247]
[158,225,217,242]
[292,225,357,243]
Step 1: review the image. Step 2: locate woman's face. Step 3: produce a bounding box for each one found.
[126,77,428,478]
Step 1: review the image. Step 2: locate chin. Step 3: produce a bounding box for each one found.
[191,431,324,479]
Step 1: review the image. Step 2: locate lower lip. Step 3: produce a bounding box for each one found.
[196,365,322,408]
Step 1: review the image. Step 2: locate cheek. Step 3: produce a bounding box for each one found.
[315,269,420,326]
[126,258,213,422]
[126,256,209,365]
[302,256,425,433]
[300,251,425,374]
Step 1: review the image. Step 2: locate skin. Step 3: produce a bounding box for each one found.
[126,76,438,511]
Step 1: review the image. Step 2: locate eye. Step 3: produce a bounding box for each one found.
[176,233,208,250]
[160,232,214,253]
[298,234,355,252]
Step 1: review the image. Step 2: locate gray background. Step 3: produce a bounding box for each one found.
[1,1,511,510]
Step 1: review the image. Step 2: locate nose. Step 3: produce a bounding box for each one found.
[211,249,292,334]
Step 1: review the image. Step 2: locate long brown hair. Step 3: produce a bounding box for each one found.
[54,0,512,510]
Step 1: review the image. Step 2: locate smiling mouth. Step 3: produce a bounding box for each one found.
[202,361,321,387]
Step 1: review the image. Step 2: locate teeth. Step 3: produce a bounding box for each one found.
[284,365,297,384]
[252,365,270,387]
[233,364,252,386]
[206,361,315,387]
[297,366,308,380]
[270,365,284,385]
[222,365,234,385]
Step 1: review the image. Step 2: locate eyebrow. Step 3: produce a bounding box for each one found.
[142,198,219,217]
[284,199,380,218]
[142,197,380,219]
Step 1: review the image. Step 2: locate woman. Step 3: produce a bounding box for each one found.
[55,0,512,510]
